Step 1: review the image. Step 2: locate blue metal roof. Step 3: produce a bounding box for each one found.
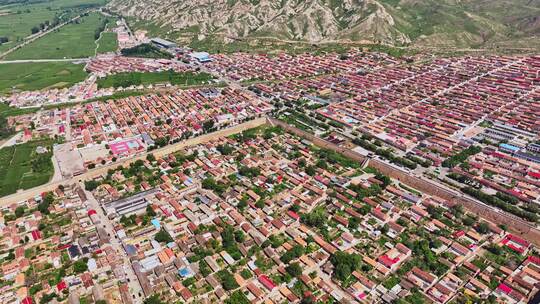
[151,218,161,229]
[499,143,520,152]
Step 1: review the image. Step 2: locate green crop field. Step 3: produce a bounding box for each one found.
[96,71,214,88]
[96,31,117,53]
[5,11,112,59]
[0,62,88,93]
[0,0,107,53]
[0,139,54,197]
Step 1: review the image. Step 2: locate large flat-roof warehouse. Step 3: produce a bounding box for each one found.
[151,37,177,49]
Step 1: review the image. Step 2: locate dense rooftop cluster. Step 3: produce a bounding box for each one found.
[0,186,134,304]
[1,45,540,304]
[4,126,536,303]
[244,55,539,154]
[206,51,399,82]
[8,88,271,177]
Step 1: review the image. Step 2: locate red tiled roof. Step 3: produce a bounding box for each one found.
[497,283,512,294]
[31,230,41,241]
[287,210,300,220]
[22,297,33,304]
[258,275,276,290]
[57,280,67,291]
[378,254,399,268]
[528,171,540,179]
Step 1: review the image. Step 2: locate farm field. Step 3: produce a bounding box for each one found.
[0,0,107,53]
[5,12,112,59]
[96,71,214,88]
[0,139,54,197]
[0,62,88,93]
[96,31,117,53]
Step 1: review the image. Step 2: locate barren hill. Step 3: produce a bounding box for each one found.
[107,0,540,50]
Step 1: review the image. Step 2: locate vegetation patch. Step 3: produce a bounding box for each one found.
[96,32,118,53]
[0,139,54,197]
[96,71,214,88]
[6,12,111,59]
[0,62,87,94]
[120,43,172,59]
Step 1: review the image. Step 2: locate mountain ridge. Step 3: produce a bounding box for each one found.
[107,0,540,50]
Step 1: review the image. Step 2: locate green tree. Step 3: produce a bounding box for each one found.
[225,290,250,304]
[301,206,327,229]
[330,251,362,282]
[143,295,164,304]
[286,262,302,277]
[203,119,215,132]
[476,222,490,234]
[73,259,88,274]
[146,205,156,217]
[154,228,173,243]
[280,245,304,264]
[15,206,25,218]
[216,269,239,291]
[84,180,100,191]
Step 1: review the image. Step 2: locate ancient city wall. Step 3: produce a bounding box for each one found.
[0,117,267,205]
[268,118,540,246]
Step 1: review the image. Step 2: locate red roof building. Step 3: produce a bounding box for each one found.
[259,275,276,290]
[57,280,67,292]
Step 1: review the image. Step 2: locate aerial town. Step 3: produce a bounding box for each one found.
[0,1,539,304]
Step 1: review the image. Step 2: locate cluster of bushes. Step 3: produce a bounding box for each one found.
[462,187,538,222]
[154,228,173,243]
[301,206,327,229]
[314,147,360,169]
[221,225,244,260]
[353,137,420,169]
[216,269,239,290]
[225,290,250,304]
[405,239,449,276]
[238,166,260,178]
[348,182,382,199]
[280,245,304,264]
[330,251,362,282]
[202,177,228,195]
[38,192,54,215]
[31,16,65,34]
[447,172,480,188]
[406,154,432,168]
[442,146,481,168]
[120,43,172,59]
[32,149,52,173]
[94,18,110,40]
[0,116,14,139]
[217,144,234,155]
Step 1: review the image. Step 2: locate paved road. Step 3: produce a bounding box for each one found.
[0,132,22,149]
[0,117,267,205]
[83,186,144,303]
[269,118,540,247]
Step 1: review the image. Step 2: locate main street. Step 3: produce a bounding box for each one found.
[0,117,267,205]
[82,186,144,304]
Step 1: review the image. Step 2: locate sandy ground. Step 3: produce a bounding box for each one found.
[0,132,22,149]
